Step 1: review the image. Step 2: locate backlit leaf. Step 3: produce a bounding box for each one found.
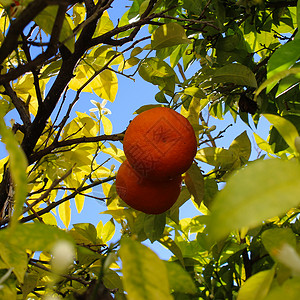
[75,193,85,214]
[35,6,75,53]
[73,223,99,245]
[93,12,114,37]
[165,262,197,294]
[101,115,113,135]
[262,228,297,260]
[263,114,299,153]
[237,268,275,300]
[185,163,204,207]
[92,69,118,102]
[151,23,191,50]
[196,147,238,168]
[0,243,27,283]
[264,278,300,300]
[0,223,74,252]
[267,39,300,90]
[101,218,115,243]
[139,57,179,95]
[208,159,300,240]
[255,67,300,99]
[119,238,173,300]
[229,131,251,163]
[58,198,71,229]
[159,235,184,266]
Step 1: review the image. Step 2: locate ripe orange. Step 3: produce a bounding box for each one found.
[116,160,182,214]
[123,107,197,181]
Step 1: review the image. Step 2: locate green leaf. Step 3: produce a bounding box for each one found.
[0,223,74,252]
[0,242,27,283]
[267,39,300,85]
[185,163,204,207]
[229,131,251,161]
[35,6,75,53]
[151,23,191,50]
[208,159,300,240]
[196,147,238,168]
[237,268,275,300]
[159,235,184,266]
[212,64,257,88]
[0,111,27,230]
[255,67,300,99]
[139,57,179,95]
[119,238,173,300]
[135,104,164,114]
[103,269,124,293]
[262,228,299,271]
[298,0,300,30]
[72,223,100,245]
[262,228,296,257]
[144,213,166,243]
[275,63,300,97]
[21,272,39,299]
[168,187,191,223]
[183,86,206,99]
[155,90,169,104]
[263,114,299,153]
[203,178,218,209]
[264,278,300,300]
[0,281,16,300]
[165,262,197,294]
[40,60,62,79]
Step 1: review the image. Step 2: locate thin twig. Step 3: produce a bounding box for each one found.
[29,259,90,286]
[23,167,73,214]
[29,133,124,164]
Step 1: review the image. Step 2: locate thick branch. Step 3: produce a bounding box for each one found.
[3,83,31,128]
[20,6,101,158]
[0,2,70,85]
[0,0,47,65]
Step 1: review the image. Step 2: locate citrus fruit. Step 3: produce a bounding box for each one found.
[116,160,182,214]
[123,107,197,181]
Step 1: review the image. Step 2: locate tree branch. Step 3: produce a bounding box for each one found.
[0,0,47,65]
[29,133,124,164]
[3,82,31,128]
[29,259,90,286]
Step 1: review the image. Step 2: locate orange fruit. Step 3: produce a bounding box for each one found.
[123,107,197,181]
[116,160,182,214]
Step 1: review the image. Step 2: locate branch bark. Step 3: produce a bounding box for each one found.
[29,133,124,164]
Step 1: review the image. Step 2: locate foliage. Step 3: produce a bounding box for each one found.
[0,0,300,299]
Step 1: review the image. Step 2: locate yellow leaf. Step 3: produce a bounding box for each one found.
[101,218,115,243]
[91,69,118,102]
[93,12,114,37]
[92,166,112,179]
[101,115,113,135]
[75,193,85,214]
[102,147,125,163]
[58,198,71,229]
[69,65,93,93]
[102,182,111,198]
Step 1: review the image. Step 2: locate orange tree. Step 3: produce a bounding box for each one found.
[1,0,300,299]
